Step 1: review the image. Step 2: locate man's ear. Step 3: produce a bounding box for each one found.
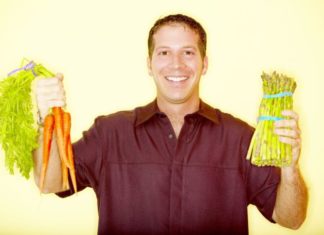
[202,55,208,75]
[147,57,153,76]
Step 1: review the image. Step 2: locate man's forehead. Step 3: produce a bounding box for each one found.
[152,23,199,46]
[154,23,197,35]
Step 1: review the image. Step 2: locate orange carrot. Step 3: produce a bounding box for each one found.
[52,107,71,169]
[67,138,77,193]
[39,114,55,192]
[62,111,71,189]
[62,112,71,155]
[63,111,77,192]
[61,160,69,190]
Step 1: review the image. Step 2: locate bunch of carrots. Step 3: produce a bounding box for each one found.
[0,60,76,192]
[36,64,77,193]
[40,107,77,193]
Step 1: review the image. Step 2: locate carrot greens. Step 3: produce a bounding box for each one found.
[0,62,38,178]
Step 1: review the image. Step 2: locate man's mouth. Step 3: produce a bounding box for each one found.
[165,76,189,82]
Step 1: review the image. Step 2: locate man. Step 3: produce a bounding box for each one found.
[33,14,308,235]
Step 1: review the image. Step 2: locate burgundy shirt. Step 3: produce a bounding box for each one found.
[58,100,280,235]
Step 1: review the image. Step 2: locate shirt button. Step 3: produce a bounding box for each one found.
[168,133,174,139]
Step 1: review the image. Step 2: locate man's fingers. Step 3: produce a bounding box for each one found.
[281,110,299,120]
[274,110,299,129]
[36,84,64,96]
[48,100,66,108]
[37,90,66,102]
[274,119,298,128]
[36,77,61,87]
[35,74,66,120]
[56,73,64,81]
[37,98,66,114]
[278,136,301,147]
[274,128,299,138]
[278,135,298,145]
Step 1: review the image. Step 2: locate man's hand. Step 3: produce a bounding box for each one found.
[274,110,301,167]
[33,73,68,193]
[272,110,308,229]
[35,73,66,123]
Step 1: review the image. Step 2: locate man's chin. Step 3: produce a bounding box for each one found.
[159,95,197,105]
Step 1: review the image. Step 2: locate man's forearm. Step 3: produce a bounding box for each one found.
[272,166,308,229]
[33,127,66,193]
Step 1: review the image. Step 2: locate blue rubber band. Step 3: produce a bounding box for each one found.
[7,61,37,77]
[258,116,284,121]
[263,91,293,99]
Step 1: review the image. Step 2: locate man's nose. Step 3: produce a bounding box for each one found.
[170,54,183,68]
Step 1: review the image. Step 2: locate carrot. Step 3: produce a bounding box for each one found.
[61,161,69,190]
[52,107,71,169]
[62,111,70,190]
[62,111,77,192]
[39,114,55,192]
[63,112,71,155]
[67,138,77,193]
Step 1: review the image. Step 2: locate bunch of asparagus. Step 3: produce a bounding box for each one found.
[246,71,297,167]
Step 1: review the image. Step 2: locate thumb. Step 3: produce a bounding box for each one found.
[56,73,64,81]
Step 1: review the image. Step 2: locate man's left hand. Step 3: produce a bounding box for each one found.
[273,110,301,167]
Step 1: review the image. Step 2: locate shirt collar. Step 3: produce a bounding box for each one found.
[135,100,161,126]
[135,99,219,126]
[197,101,220,124]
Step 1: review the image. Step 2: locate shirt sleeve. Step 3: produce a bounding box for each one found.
[241,126,281,223]
[56,116,104,198]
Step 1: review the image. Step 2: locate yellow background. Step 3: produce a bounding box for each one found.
[0,0,323,234]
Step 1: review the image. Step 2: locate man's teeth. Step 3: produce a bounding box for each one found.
[165,76,188,82]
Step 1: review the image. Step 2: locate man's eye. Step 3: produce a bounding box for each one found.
[158,51,168,56]
[184,51,194,56]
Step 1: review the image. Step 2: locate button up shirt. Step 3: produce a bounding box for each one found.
[58,100,280,235]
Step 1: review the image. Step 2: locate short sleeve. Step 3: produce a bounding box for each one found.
[56,117,104,198]
[241,127,281,222]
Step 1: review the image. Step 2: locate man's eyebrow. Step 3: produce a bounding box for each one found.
[155,46,197,50]
[155,46,170,50]
[182,46,197,50]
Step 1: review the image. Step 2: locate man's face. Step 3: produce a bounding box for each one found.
[147,24,208,106]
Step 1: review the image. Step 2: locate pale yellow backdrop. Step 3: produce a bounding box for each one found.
[0,0,323,234]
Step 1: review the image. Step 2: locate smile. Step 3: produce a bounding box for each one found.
[165,76,189,82]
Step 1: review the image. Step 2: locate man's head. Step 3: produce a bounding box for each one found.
[148,14,207,60]
[147,14,208,107]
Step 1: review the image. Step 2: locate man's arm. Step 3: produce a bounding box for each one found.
[272,110,308,229]
[33,73,68,193]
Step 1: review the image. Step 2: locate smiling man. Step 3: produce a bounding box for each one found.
[147,20,208,137]
[33,14,308,235]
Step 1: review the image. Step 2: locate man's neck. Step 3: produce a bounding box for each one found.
[157,97,200,137]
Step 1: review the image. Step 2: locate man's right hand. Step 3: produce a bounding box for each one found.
[33,73,68,193]
[35,73,66,123]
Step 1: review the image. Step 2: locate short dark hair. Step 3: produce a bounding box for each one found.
[148,14,207,59]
